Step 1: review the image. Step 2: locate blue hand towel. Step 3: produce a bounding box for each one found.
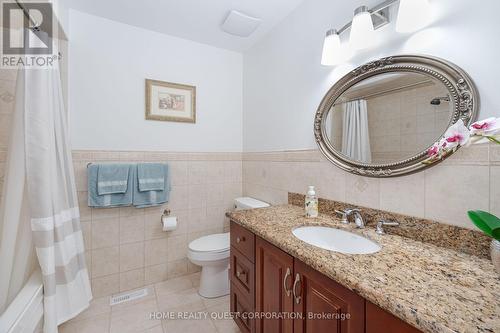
[97,164,130,195]
[88,164,134,208]
[137,163,165,192]
[133,164,170,208]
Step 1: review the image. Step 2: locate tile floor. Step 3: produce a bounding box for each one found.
[59,273,240,333]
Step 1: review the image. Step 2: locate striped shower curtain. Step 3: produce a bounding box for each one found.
[21,64,92,332]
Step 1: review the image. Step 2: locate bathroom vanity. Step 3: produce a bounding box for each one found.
[230,221,419,333]
[228,204,500,333]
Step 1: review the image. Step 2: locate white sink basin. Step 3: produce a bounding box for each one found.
[292,226,381,255]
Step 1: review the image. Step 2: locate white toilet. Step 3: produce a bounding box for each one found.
[188,197,270,298]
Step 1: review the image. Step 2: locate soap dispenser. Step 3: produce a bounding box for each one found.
[305,186,318,218]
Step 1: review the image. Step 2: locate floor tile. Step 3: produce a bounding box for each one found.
[63,273,236,333]
[188,272,201,287]
[110,298,160,333]
[211,318,240,333]
[111,286,156,312]
[207,302,240,332]
[59,313,110,333]
[154,275,193,298]
[157,287,206,313]
[202,294,230,309]
[140,324,164,333]
[162,318,217,333]
[67,296,111,322]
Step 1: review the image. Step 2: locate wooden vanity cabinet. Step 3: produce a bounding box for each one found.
[230,222,256,333]
[293,260,364,333]
[255,237,363,333]
[255,237,294,333]
[365,301,421,333]
[229,221,422,333]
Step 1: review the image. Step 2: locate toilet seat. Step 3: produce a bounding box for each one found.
[188,233,230,262]
[189,233,229,253]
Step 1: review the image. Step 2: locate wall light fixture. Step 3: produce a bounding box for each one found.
[321,0,432,66]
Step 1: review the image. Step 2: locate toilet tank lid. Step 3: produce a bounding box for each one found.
[235,197,270,209]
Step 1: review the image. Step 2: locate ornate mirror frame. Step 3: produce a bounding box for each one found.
[314,54,479,177]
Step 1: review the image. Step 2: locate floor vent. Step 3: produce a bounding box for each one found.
[109,288,148,306]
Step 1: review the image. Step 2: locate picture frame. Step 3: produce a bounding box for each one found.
[145,79,196,123]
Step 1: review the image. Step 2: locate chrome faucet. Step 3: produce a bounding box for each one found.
[376,220,400,235]
[335,208,365,228]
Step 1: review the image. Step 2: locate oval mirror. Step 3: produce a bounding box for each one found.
[315,55,479,177]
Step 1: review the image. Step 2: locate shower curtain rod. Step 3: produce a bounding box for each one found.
[14,0,64,60]
[333,79,434,106]
[14,0,39,29]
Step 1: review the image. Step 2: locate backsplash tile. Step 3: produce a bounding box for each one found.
[490,166,500,217]
[345,175,380,209]
[73,150,242,295]
[425,165,490,228]
[379,173,425,217]
[243,146,495,231]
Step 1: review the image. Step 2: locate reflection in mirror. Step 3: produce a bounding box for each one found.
[325,72,453,164]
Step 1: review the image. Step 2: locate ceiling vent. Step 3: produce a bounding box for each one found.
[221,10,261,37]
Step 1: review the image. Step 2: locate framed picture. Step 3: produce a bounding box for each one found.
[145,79,196,123]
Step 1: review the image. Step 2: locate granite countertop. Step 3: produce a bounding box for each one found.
[228,205,500,333]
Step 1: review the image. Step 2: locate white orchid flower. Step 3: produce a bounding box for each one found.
[423,117,500,165]
[469,117,500,136]
[442,119,470,149]
[427,141,441,157]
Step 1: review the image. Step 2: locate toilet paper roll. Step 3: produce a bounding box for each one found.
[161,216,177,231]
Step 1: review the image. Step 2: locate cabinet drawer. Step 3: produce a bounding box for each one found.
[230,221,255,262]
[231,282,254,333]
[230,247,255,303]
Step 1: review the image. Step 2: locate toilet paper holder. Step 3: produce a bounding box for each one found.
[160,209,171,224]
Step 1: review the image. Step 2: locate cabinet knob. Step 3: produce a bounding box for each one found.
[236,236,245,243]
[293,273,302,305]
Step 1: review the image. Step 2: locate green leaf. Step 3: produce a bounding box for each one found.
[467,211,500,239]
[487,136,500,145]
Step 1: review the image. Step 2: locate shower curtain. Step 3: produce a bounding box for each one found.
[341,100,372,163]
[26,64,92,331]
[0,68,37,316]
[0,62,92,331]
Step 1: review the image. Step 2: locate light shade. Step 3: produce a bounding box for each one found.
[321,29,342,66]
[350,6,376,51]
[396,0,431,33]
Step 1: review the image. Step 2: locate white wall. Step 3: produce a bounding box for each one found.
[69,10,243,152]
[243,0,500,151]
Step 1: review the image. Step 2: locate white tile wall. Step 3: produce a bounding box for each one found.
[73,150,242,297]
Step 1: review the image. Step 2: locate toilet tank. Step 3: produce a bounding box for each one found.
[234,197,270,211]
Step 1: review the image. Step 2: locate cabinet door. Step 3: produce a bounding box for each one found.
[293,260,364,333]
[366,301,422,333]
[255,237,294,333]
